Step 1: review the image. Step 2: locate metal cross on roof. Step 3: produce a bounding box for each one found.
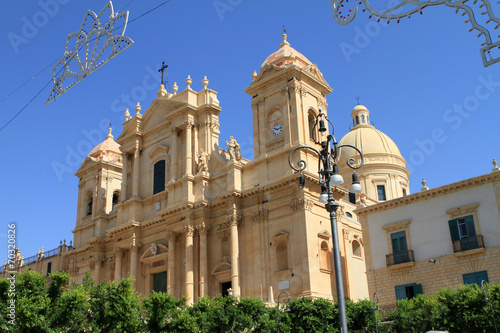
[158,62,168,86]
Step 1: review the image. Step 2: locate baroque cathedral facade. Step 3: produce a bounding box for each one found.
[4,33,410,305]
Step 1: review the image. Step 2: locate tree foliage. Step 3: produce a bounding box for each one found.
[0,270,499,333]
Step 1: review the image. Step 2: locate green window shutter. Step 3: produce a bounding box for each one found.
[448,219,459,241]
[463,271,489,285]
[413,284,423,296]
[464,215,476,236]
[395,285,407,301]
[391,231,408,252]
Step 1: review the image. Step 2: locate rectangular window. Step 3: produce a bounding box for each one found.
[463,271,488,285]
[449,215,480,252]
[377,185,387,201]
[395,283,422,301]
[153,271,167,293]
[47,262,52,275]
[153,160,166,195]
[391,231,409,264]
[349,192,356,204]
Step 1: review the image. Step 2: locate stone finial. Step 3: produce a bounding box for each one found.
[157,84,168,98]
[106,126,113,139]
[60,240,62,245]
[70,240,73,246]
[63,239,66,245]
[172,82,178,95]
[186,75,192,89]
[492,159,499,172]
[252,70,257,80]
[135,102,142,115]
[421,179,429,191]
[280,32,290,47]
[124,108,130,120]
[202,76,209,89]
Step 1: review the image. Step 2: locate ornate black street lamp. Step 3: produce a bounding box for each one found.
[373,292,380,333]
[482,280,498,333]
[277,290,291,333]
[288,111,364,333]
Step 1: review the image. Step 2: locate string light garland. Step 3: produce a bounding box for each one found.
[330,0,500,67]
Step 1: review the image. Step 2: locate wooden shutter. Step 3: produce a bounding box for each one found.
[448,219,460,241]
[464,215,476,237]
[391,231,407,253]
[413,284,423,296]
[395,285,407,301]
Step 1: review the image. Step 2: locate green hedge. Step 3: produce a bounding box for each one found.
[0,271,498,332]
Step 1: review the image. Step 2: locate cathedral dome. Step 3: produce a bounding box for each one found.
[337,105,410,203]
[338,105,402,160]
[88,127,121,159]
[261,33,312,69]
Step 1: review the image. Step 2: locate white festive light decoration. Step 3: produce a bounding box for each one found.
[46,1,134,105]
[330,0,500,67]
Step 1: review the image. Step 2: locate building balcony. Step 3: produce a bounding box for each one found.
[452,235,484,253]
[386,250,414,266]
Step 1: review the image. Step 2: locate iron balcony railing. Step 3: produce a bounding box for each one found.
[386,250,414,266]
[452,235,484,253]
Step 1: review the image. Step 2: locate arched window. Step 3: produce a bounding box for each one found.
[153,160,166,195]
[355,115,359,125]
[276,242,289,271]
[361,115,365,123]
[320,241,331,271]
[112,191,120,210]
[308,112,316,141]
[352,240,362,257]
[86,191,93,216]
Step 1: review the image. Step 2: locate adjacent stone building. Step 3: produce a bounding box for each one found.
[356,163,500,309]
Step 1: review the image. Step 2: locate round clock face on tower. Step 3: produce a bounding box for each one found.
[272,123,283,136]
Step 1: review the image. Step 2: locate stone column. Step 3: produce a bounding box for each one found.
[114,247,122,281]
[107,258,115,282]
[193,123,199,171]
[94,258,101,283]
[144,266,151,295]
[171,128,178,180]
[198,223,210,298]
[229,215,241,297]
[185,122,193,175]
[184,226,195,305]
[129,235,138,288]
[121,152,128,202]
[167,231,176,296]
[132,142,140,197]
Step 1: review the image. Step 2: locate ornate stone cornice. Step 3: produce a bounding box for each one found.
[184,121,194,130]
[290,198,313,212]
[356,172,500,216]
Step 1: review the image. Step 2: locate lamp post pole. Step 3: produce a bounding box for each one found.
[288,111,364,333]
[277,290,291,333]
[373,292,379,333]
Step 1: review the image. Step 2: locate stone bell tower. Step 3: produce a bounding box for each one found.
[244,33,333,160]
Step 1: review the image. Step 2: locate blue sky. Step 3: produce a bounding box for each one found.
[1,0,499,264]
